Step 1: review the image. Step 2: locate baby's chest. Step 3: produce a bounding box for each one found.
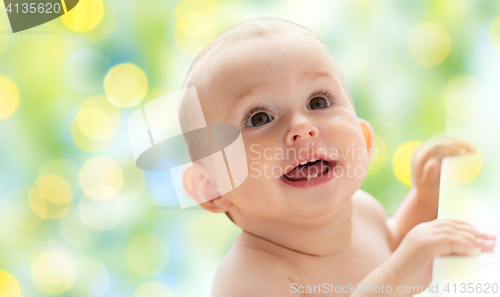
[292,224,392,295]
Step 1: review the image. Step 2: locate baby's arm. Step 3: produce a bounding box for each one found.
[353,219,496,297]
[387,134,476,248]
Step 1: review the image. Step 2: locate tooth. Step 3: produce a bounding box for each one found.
[311,173,318,178]
[307,175,312,180]
[300,160,307,165]
[309,158,316,162]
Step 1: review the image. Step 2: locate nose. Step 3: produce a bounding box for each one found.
[285,115,319,146]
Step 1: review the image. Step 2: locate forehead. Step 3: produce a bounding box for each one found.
[191,32,346,121]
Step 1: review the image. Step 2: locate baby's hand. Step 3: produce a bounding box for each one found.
[411,133,476,206]
[384,219,496,290]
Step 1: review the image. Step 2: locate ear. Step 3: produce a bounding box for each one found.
[181,163,233,213]
[359,118,374,154]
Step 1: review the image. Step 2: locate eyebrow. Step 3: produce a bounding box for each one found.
[301,70,334,80]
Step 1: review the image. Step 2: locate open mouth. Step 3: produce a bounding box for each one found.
[283,158,335,182]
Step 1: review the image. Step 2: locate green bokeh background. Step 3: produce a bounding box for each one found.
[1,0,500,296]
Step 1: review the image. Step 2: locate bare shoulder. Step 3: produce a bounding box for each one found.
[352,189,388,225]
[211,233,299,297]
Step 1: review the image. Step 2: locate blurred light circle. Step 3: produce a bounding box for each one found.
[187,211,235,254]
[118,159,145,202]
[126,233,169,277]
[81,1,117,42]
[367,134,387,175]
[104,63,148,108]
[5,187,44,230]
[38,159,79,192]
[78,195,123,231]
[0,271,21,297]
[174,11,218,56]
[489,15,500,53]
[0,75,20,120]
[407,22,451,67]
[79,157,123,201]
[31,250,75,295]
[442,152,483,184]
[60,210,101,249]
[36,175,73,204]
[0,21,8,56]
[71,96,121,152]
[61,0,104,32]
[77,108,115,140]
[392,141,422,186]
[133,282,175,297]
[70,257,109,297]
[67,49,110,94]
[444,76,485,120]
[29,175,73,220]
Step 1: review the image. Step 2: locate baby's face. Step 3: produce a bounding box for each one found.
[195,32,370,221]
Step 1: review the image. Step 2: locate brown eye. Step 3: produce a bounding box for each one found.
[308,97,330,110]
[246,112,273,127]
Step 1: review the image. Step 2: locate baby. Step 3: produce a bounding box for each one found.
[179,17,497,296]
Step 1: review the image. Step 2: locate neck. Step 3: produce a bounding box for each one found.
[232,197,353,256]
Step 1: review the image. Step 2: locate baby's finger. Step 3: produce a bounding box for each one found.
[434,235,480,257]
[420,143,475,163]
[477,238,496,252]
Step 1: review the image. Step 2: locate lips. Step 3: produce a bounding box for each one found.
[284,159,331,181]
[281,154,338,188]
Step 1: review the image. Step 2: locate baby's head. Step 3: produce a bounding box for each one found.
[180,17,373,228]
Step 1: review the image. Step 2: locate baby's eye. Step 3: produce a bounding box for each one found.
[246,112,274,127]
[307,97,330,110]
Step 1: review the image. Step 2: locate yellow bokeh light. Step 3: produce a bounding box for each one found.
[442,152,483,184]
[78,194,123,231]
[133,282,175,297]
[489,15,500,53]
[392,141,422,186]
[407,22,451,67]
[79,156,123,201]
[104,63,148,108]
[36,175,73,204]
[0,271,22,297]
[38,159,79,192]
[367,134,387,175]
[31,250,75,295]
[71,96,121,153]
[174,11,218,56]
[0,75,20,120]
[444,76,485,120]
[77,108,115,140]
[126,233,169,277]
[0,21,8,56]
[61,0,104,32]
[29,175,73,220]
[81,1,117,42]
